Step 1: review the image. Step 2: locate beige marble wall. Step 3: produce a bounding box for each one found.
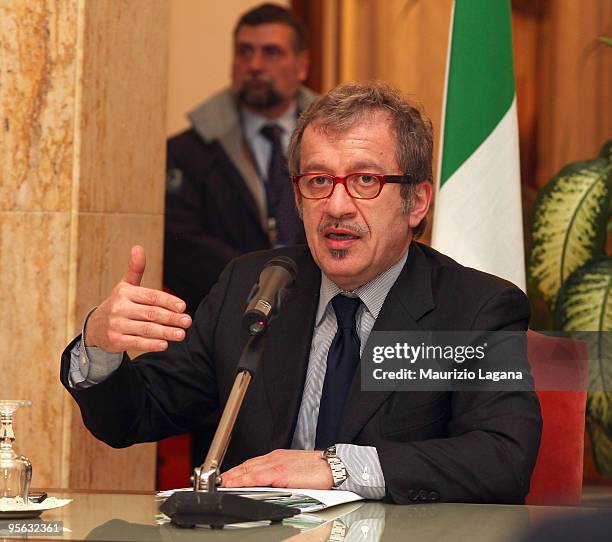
[0,0,76,213]
[1,0,168,490]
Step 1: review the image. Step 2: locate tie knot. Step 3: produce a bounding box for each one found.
[331,295,361,329]
[260,124,283,143]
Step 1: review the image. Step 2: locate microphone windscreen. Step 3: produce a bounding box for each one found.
[242,256,298,335]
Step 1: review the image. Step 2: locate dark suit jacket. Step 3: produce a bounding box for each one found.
[165,130,270,314]
[61,242,542,504]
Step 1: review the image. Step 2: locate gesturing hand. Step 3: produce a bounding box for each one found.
[84,245,192,353]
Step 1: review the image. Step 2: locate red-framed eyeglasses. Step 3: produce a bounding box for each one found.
[291,172,414,200]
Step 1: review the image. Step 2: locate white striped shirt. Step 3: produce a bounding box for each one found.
[291,250,408,499]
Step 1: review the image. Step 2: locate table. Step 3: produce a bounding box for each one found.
[1,489,608,541]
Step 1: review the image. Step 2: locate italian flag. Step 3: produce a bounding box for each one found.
[432,0,525,291]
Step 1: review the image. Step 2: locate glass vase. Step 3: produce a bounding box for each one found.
[0,400,32,502]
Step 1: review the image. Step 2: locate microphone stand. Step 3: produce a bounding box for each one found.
[160,332,300,529]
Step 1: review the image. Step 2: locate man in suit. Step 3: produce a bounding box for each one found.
[165,3,316,316]
[62,81,541,504]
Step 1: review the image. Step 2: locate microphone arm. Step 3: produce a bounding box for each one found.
[193,333,265,492]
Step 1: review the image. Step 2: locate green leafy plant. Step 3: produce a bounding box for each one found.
[528,140,612,475]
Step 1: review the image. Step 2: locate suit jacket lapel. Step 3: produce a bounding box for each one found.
[189,89,268,231]
[217,126,268,230]
[337,242,436,444]
[263,250,321,449]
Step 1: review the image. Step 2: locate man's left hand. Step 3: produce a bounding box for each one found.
[221,450,333,489]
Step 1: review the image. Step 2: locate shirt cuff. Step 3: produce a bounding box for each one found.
[335,444,386,500]
[68,308,123,388]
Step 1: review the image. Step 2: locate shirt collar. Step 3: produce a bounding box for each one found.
[241,101,298,142]
[315,246,410,326]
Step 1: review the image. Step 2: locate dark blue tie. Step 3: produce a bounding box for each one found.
[315,295,362,449]
[260,124,303,245]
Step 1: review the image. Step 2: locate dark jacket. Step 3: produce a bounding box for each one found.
[61,242,542,504]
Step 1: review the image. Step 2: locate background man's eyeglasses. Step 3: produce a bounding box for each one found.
[291,173,414,200]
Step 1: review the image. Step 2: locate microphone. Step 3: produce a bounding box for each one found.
[242,256,298,335]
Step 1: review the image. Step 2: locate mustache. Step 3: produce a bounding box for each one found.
[242,73,274,85]
[318,221,369,235]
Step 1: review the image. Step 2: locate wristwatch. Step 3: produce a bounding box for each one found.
[323,445,348,488]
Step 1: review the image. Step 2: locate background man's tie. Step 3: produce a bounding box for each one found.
[315,295,362,449]
[260,124,304,246]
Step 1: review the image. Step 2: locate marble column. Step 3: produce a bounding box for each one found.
[0,0,168,490]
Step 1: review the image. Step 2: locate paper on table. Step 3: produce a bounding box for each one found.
[157,486,363,513]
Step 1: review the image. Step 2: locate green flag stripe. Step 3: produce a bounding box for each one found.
[439,0,515,187]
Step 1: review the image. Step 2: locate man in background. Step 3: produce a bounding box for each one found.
[164,3,316,317]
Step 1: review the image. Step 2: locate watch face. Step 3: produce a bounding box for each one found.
[325,445,337,457]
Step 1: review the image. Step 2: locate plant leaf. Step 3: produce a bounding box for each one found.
[598,36,612,47]
[587,415,612,476]
[588,389,612,437]
[528,158,612,309]
[555,257,612,332]
[599,139,612,162]
[555,256,612,386]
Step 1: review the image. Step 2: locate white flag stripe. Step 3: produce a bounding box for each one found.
[432,97,525,290]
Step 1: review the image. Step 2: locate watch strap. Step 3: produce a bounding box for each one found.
[324,445,348,488]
